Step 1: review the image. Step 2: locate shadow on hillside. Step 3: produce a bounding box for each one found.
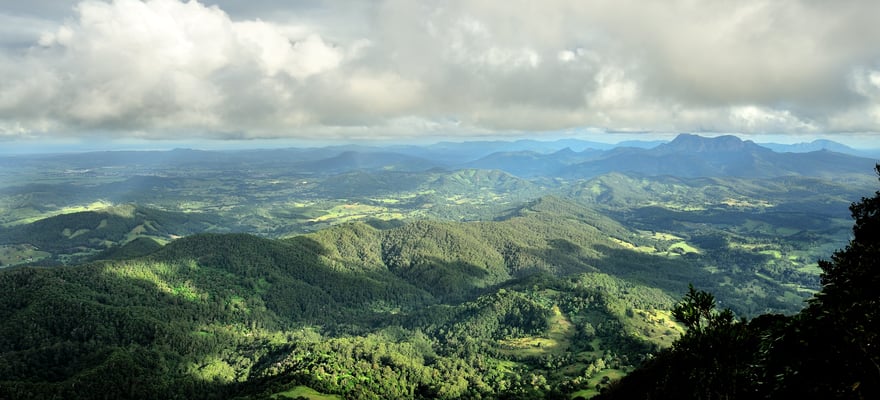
[514,237,701,294]
[388,254,502,304]
[589,244,705,295]
[0,233,448,398]
[0,263,251,399]
[514,238,601,277]
[588,244,796,317]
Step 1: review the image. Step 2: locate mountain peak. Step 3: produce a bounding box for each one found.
[553,147,577,156]
[660,134,763,153]
[758,139,861,155]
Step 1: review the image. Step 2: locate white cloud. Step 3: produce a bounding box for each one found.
[0,0,879,141]
[0,0,363,138]
[233,23,342,79]
[728,106,817,133]
[589,67,638,109]
[557,50,575,63]
[441,15,542,70]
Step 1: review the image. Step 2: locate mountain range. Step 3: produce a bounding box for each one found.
[2,134,876,179]
[559,134,876,178]
[1,133,878,399]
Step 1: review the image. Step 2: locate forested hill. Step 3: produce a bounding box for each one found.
[0,204,220,265]
[595,165,880,399]
[0,131,875,399]
[0,197,694,399]
[0,190,845,398]
[562,134,877,179]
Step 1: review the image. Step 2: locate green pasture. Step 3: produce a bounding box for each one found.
[272,385,342,400]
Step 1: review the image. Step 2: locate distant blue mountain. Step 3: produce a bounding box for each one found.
[563,134,876,179]
[462,148,602,177]
[298,150,444,173]
[758,139,865,156]
[4,134,874,179]
[616,139,668,149]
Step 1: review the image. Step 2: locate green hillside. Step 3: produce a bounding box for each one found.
[0,199,694,399]
[1,139,877,399]
[595,165,880,399]
[0,193,834,398]
[0,204,220,264]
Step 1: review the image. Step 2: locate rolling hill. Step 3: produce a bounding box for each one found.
[1,134,877,399]
[0,199,696,399]
[0,204,220,264]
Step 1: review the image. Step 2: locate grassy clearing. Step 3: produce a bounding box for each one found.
[641,231,683,241]
[759,249,782,259]
[125,224,149,241]
[495,360,519,374]
[609,238,656,254]
[613,236,700,257]
[272,385,342,400]
[622,309,683,347]
[444,193,504,206]
[645,201,707,211]
[62,228,90,239]
[369,197,400,204]
[720,198,772,208]
[498,305,574,357]
[3,200,117,226]
[58,201,117,215]
[668,241,700,255]
[0,244,51,267]
[571,388,597,399]
[728,242,764,251]
[572,369,628,399]
[796,262,822,275]
[309,203,390,223]
[177,201,215,213]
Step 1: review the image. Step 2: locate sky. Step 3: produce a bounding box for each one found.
[2,0,880,151]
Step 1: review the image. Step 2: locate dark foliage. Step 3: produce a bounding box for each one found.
[0,205,685,399]
[597,165,880,399]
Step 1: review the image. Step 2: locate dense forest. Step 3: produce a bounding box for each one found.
[0,198,690,399]
[596,165,880,399]
[3,0,880,392]
[0,139,877,398]
[1,169,878,398]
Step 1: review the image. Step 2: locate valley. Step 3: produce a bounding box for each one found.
[0,134,877,399]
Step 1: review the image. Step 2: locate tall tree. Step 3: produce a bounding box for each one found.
[597,164,880,399]
[770,164,880,398]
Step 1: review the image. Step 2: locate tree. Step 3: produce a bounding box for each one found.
[591,164,880,400]
[672,283,734,333]
[770,164,880,398]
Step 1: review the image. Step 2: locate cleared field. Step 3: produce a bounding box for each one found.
[609,237,657,254]
[572,368,626,399]
[308,203,391,223]
[612,235,700,257]
[623,308,683,346]
[2,200,117,226]
[0,244,51,267]
[498,305,574,357]
[640,231,683,241]
[272,385,342,400]
[668,241,700,255]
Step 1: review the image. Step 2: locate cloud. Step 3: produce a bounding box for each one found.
[0,0,366,138]
[0,0,879,141]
